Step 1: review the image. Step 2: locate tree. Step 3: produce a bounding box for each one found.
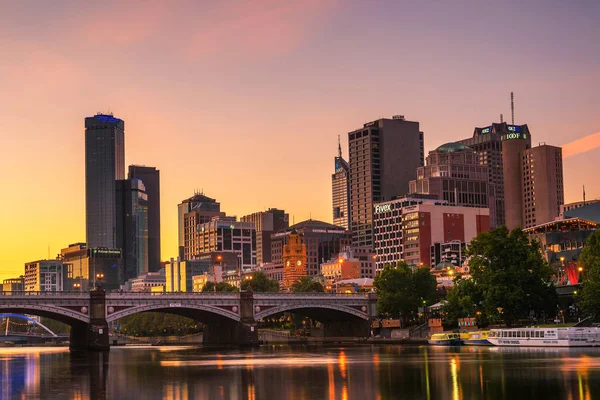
[442,277,481,328]
[291,276,325,293]
[467,226,556,326]
[241,272,279,292]
[201,281,238,293]
[374,262,438,327]
[579,230,600,319]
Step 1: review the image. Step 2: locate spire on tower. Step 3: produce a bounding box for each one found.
[338,135,342,158]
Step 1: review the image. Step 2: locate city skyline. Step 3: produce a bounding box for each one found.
[1,0,599,280]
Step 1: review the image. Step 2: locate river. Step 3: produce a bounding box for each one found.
[1,344,599,399]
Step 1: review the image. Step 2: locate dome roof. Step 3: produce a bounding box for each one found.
[435,142,471,153]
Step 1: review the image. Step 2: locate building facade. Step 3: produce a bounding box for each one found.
[430,240,466,268]
[458,123,532,227]
[128,165,161,271]
[401,204,490,267]
[61,244,123,290]
[271,220,352,277]
[521,144,564,228]
[185,217,256,269]
[24,260,65,292]
[2,277,24,292]
[116,178,149,281]
[179,193,226,260]
[320,248,361,282]
[85,114,125,248]
[240,208,288,265]
[282,231,307,288]
[373,196,448,272]
[165,257,211,292]
[348,116,424,248]
[409,142,496,227]
[129,270,166,292]
[332,140,351,230]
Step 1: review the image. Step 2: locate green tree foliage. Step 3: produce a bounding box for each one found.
[241,272,279,292]
[291,276,325,293]
[40,317,71,334]
[442,277,481,328]
[579,230,600,319]
[201,281,238,293]
[374,262,438,326]
[119,312,201,337]
[467,226,556,326]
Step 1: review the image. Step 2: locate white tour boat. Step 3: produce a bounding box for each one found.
[488,327,600,347]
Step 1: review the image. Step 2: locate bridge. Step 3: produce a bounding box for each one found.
[0,289,378,351]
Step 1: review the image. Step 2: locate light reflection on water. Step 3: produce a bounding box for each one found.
[1,345,600,399]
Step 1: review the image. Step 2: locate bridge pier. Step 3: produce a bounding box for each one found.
[203,289,258,346]
[70,288,109,352]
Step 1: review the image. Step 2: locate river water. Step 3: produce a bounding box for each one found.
[1,344,600,399]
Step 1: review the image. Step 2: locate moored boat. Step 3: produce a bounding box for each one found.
[428,333,461,346]
[461,331,491,346]
[488,327,600,347]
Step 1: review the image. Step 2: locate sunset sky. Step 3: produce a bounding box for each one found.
[1,0,599,280]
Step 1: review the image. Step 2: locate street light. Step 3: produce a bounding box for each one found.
[73,283,81,291]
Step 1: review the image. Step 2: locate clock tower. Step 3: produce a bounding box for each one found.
[282,230,307,289]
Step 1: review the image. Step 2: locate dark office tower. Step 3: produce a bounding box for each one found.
[332,138,351,230]
[409,142,496,226]
[85,114,125,248]
[348,115,424,248]
[116,179,149,281]
[458,123,531,227]
[241,208,289,265]
[128,165,161,272]
[178,193,225,260]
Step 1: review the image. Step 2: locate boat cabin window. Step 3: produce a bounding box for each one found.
[540,331,544,338]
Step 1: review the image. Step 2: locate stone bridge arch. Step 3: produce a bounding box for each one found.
[0,304,90,325]
[105,303,241,323]
[254,304,369,321]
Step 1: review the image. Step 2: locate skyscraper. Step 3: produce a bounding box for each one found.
[128,165,161,271]
[116,179,149,281]
[240,208,288,265]
[332,137,350,230]
[177,192,225,260]
[458,122,532,227]
[348,115,424,248]
[85,114,125,248]
[409,142,496,226]
[520,144,564,228]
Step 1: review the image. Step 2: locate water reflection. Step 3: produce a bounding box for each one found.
[2,345,600,399]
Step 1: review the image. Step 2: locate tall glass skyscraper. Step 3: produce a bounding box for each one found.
[332,139,350,230]
[128,165,161,271]
[85,114,125,248]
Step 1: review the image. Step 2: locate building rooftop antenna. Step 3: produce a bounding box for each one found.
[500,113,503,123]
[338,135,342,158]
[511,92,515,125]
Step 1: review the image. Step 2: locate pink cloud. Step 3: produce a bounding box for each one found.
[563,131,600,158]
[185,0,338,58]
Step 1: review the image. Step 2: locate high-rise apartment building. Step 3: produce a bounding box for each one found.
[240,208,288,265]
[348,116,424,248]
[128,165,161,271]
[178,193,225,260]
[332,140,350,230]
[116,179,149,281]
[521,144,564,228]
[85,114,125,248]
[458,123,532,228]
[409,142,496,226]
